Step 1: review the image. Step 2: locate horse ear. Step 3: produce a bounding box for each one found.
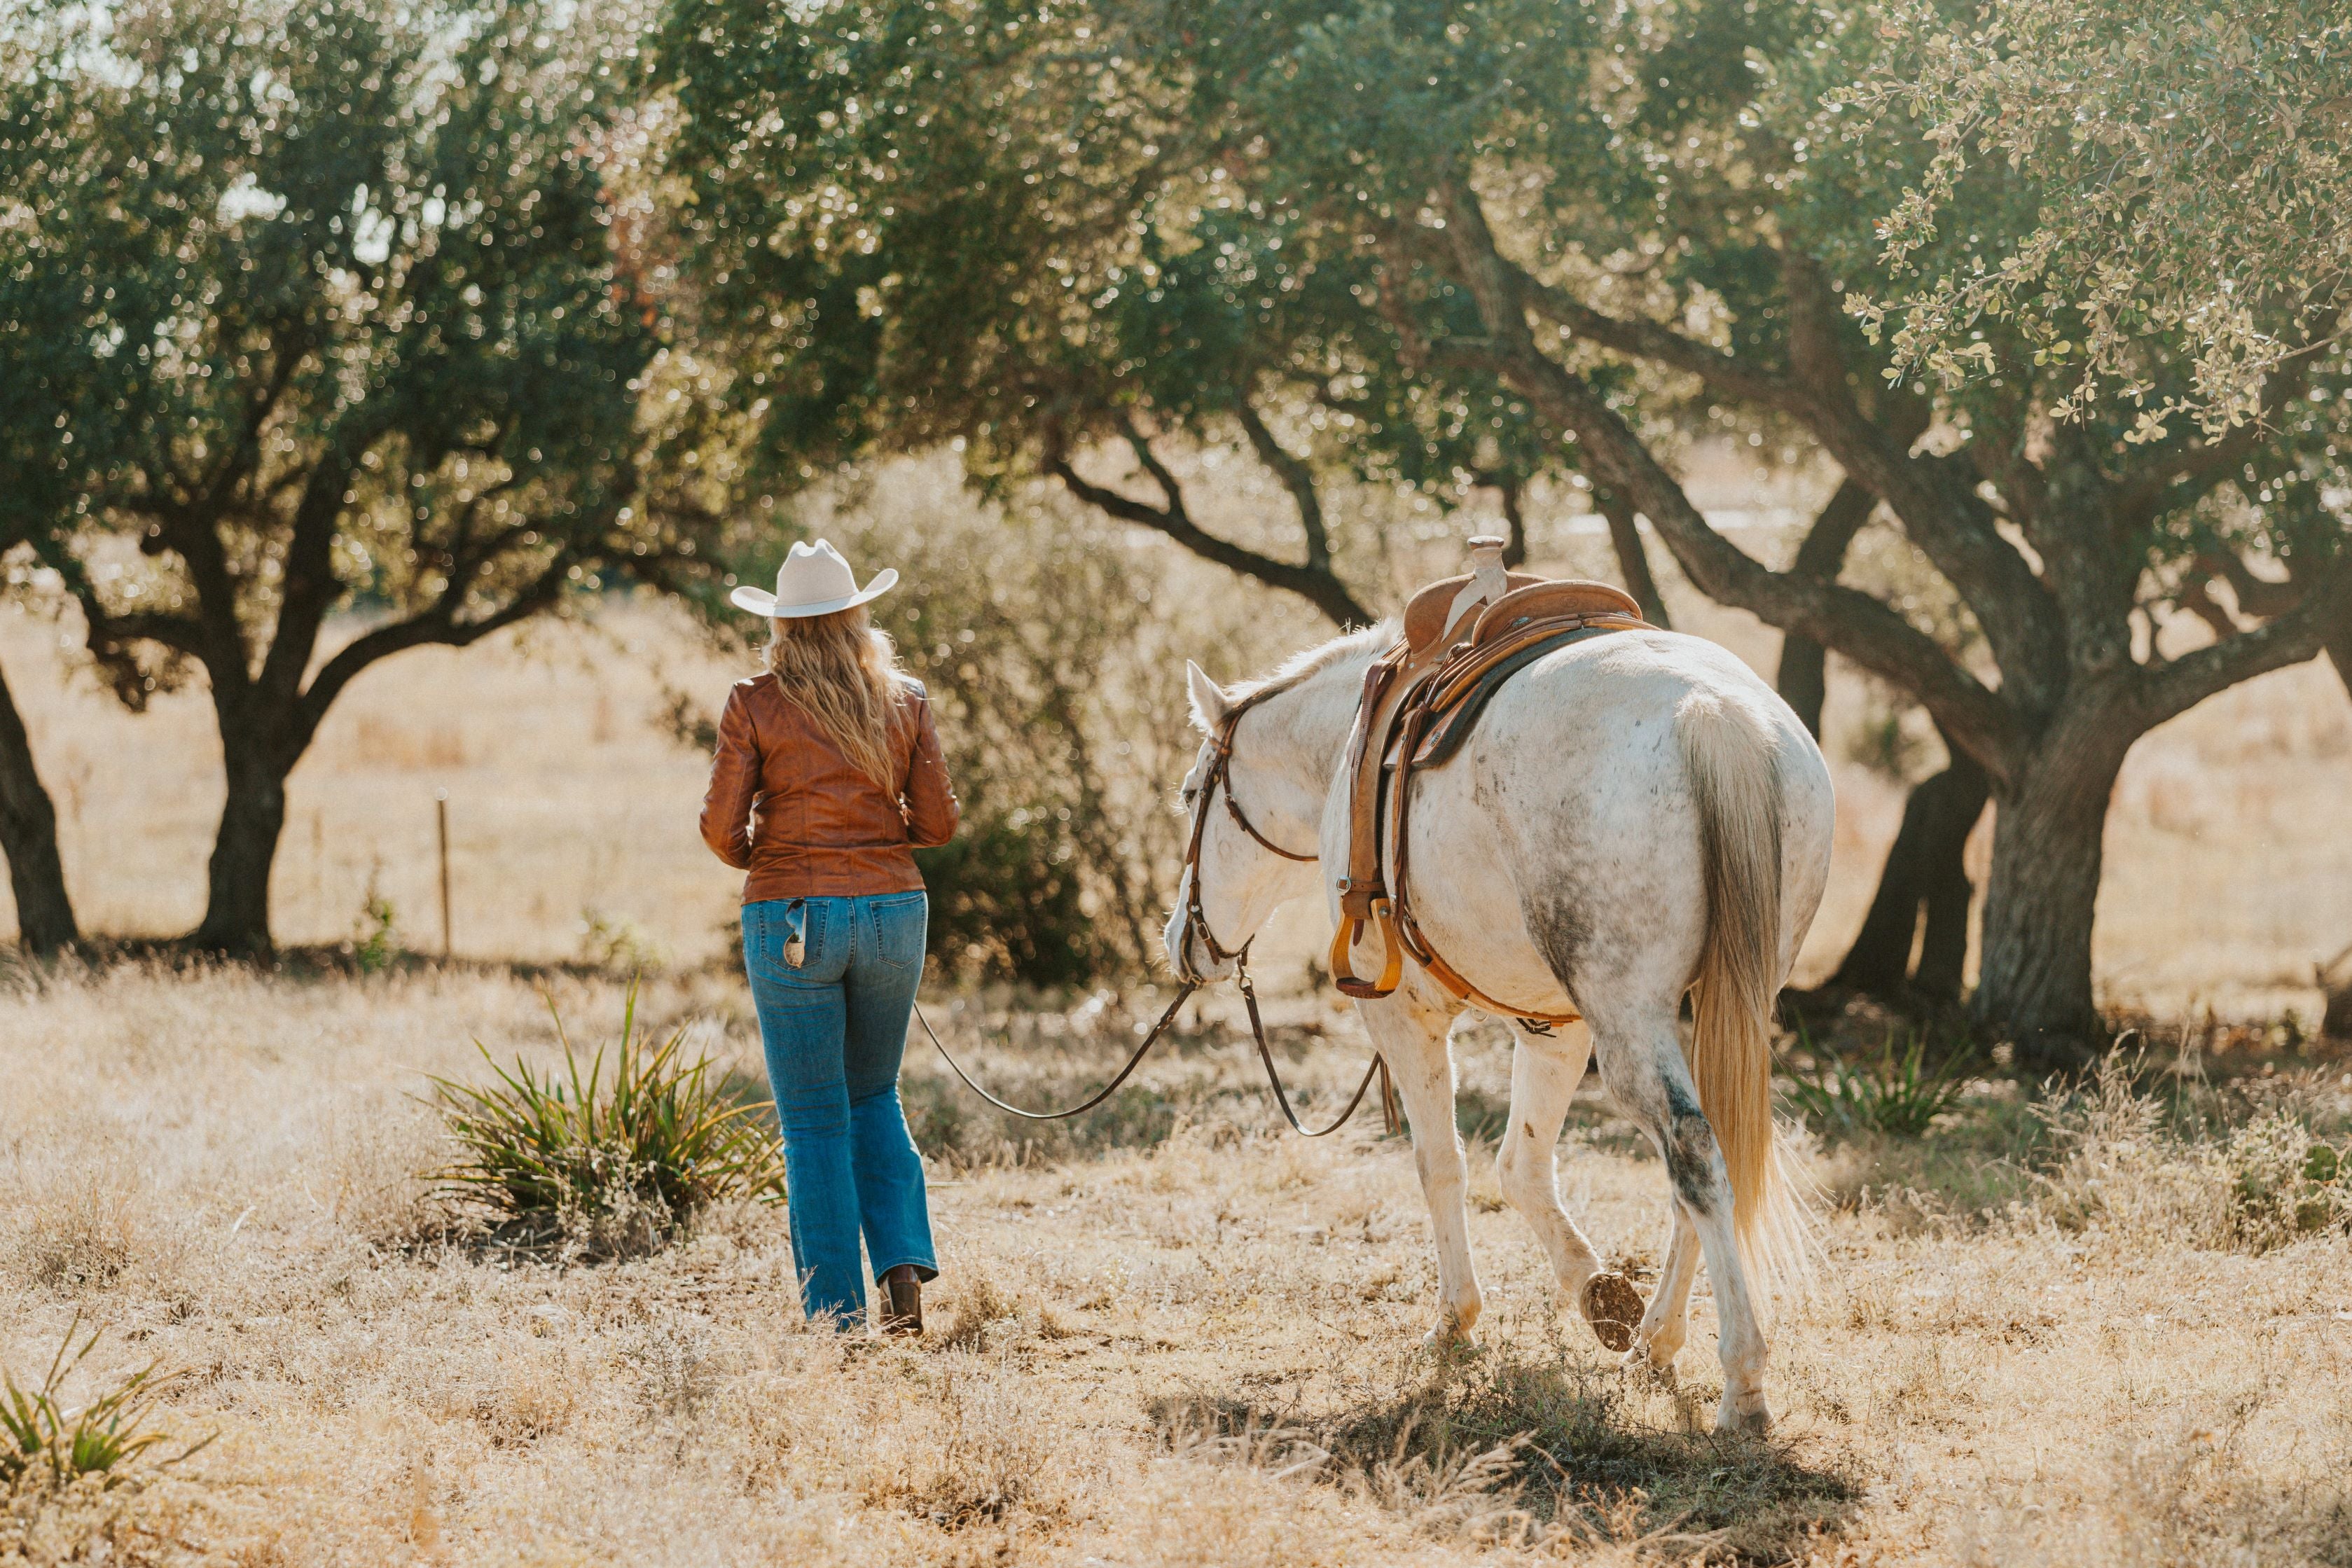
[1184,660,1230,733]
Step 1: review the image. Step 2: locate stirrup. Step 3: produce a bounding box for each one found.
[1329,901,1404,1000]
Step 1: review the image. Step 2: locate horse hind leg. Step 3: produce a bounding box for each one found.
[1495,1022,1642,1351]
[1590,1009,1773,1435]
[1357,982,1483,1346]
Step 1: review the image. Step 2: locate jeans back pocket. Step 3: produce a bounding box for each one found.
[747,899,832,981]
[865,892,927,972]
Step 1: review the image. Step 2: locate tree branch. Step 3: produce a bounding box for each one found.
[2208,550,2303,619]
[291,552,576,747]
[1044,432,1372,627]
[1516,274,1794,408]
[2112,365,2317,533]
[2137,557,2352,726]
[254,447,357,707]
[1469,469,1531,569]
[1776,477,1876,737]
[1233,394,1334,570]
[1767,251,2070,716]
[1425,181,2026,782]
[1588,485,1672,627]
[1790,477,1878,580]
[1475,204,2066,720]
[84,607,211,662]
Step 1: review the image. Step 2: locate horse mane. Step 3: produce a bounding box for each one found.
[1227,620,1397,705]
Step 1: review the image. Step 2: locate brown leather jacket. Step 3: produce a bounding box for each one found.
[699,672,960,903]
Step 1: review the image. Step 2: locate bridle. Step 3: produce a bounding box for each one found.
[1173,695,1317,984]
[918,683,1399,1139]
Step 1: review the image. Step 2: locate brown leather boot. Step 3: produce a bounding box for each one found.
[880,1265,924,1337]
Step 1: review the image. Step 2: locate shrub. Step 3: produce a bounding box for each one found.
[915,821,1106,988]
[427,985,786,1256]
[350,873,400,975]
[1,1317,207,1492]
[2211,1113,2349,1248]
[579,907,667,977]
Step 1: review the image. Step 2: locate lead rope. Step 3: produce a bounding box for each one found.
[1234,962,1401,1138]
[915,981,1196,1122]
[915,957,1399,1137]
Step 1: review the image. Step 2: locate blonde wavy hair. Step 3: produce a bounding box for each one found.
[761,606,911,788]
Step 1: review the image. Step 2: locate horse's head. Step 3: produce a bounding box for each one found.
[1163,660,1324,984]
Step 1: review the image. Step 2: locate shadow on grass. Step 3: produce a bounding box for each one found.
[1155,1340,1859,1562]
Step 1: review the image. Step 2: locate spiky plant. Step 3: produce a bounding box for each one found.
[1,1315,209,1490]
[427,984,786,1251]
[1781,1027,1976,1139]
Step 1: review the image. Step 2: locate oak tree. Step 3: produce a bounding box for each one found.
[1,0,668,952]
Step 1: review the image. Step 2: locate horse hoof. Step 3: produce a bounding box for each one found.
[1579,1272,1643,1353]
[1621,1347,1677,1388]
[1421,1313,1481,1354]
[1716,1399,1771,1437]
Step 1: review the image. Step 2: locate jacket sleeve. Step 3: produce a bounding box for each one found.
[698,684,759,870]
[900,687,960,849]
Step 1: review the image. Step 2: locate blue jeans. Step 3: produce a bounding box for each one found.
[742,892,938,1326]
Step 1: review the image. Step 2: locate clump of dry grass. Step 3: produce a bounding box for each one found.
[0,1471,204,1568]
[1949,1399,2352,1567]
[14,1171,144,1292]
[317,1111,444,1253]
[2033,1054,2351,1251]
[862,1352,1071,1531]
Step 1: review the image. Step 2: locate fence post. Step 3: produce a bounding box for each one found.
[436,789,452,959]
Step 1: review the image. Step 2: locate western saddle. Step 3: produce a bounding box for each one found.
[1329,536,1652,1024]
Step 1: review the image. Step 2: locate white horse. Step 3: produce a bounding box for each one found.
[1164,622,1834,1434]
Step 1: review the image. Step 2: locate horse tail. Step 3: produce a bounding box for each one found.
[1676,689,1813,1305]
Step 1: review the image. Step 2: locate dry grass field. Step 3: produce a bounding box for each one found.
[1,966,2348,1566]
[1,478,2349,1564]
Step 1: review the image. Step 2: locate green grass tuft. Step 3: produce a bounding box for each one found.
[427,982,786,1256]
[1781,1027,1976,1139]
[1,1315,209,1492]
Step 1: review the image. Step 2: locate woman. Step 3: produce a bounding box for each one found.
[700,539,959,1333]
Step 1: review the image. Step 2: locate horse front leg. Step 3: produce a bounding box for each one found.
[1356,978,1481,1346]
[1630,1202,1700,1377]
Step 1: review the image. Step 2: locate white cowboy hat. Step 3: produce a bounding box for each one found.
[728,538,899,618]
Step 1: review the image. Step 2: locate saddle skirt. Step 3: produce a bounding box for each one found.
[1329,539,1650,1021]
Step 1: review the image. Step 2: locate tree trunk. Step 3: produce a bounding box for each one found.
[195,733,291,957]
[1971,714,2135,1067]
[0,656,78,955]
[1592,488,1670,627]
[1775,478,1877,740]
[1776,638,1829,742]
[1830,746,1988,1001]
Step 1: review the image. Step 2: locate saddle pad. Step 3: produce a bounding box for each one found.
[1404,623,1630,771]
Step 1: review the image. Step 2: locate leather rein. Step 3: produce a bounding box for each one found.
[919,693,1399,1139]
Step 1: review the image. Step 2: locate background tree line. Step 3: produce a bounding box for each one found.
[3,0,2346,1062]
